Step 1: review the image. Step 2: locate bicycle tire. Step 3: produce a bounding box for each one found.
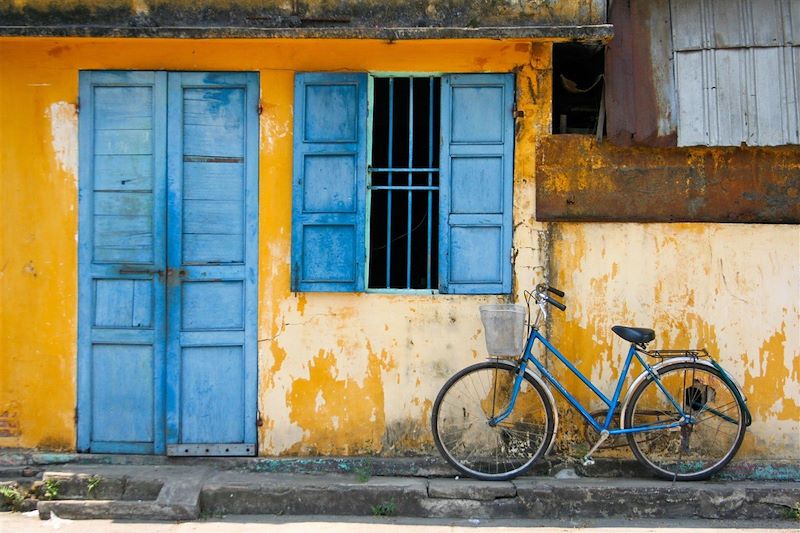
[623,361,746,481]
[431,361,555,481]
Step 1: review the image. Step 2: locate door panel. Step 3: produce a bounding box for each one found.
[78,71,167,454]
[165,72,258,456]
[91,344,154,442]
[78,71,258,456]
[180,345,245,444]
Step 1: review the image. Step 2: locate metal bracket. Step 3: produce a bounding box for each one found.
[167,443,256,456]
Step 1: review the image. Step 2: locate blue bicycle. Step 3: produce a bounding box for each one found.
[431,284,751,481]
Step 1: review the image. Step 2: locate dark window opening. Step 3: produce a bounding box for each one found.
[553,43,605,135]
[369,77,441,290]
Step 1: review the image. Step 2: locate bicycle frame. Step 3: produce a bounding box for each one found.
[490,328,691,436]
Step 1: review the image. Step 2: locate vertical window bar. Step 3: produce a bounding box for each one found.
[406,78,414,289]
[386,78,394,288]
[426,77,434,289]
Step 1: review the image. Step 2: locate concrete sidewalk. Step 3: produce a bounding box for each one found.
[1,455,799,522]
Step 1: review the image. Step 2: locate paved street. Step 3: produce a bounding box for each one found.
[2,514,800,533]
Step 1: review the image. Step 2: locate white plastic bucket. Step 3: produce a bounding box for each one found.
[479,304,526,356]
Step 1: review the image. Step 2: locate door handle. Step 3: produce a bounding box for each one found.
[119,267,163,275]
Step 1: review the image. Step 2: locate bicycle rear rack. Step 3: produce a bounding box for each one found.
[637,347,752,427]
[640,348,710,360]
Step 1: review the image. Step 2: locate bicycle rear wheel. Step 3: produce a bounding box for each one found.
[624,362,746,481]
[431,361,555,481]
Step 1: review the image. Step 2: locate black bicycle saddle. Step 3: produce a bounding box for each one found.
[611,325,655,344]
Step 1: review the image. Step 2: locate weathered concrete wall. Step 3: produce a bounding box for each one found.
[0,36,797,463]
[0,0,607,28]
[547,223,800,459]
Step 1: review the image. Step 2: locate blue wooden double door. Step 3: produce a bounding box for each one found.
[77,72,259,455]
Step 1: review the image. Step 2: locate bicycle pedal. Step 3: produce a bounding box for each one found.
[581,456,595,467]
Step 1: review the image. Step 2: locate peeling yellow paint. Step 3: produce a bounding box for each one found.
[550,222,800,459]
[745,325,799,422]
[286,349,386,454]
[45,101,78,179]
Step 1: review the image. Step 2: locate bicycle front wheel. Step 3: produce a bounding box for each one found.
[431,361,555,481]
[624,362,746,481]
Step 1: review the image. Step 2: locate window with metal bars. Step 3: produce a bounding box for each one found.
[291,71,514,294]
[368,77,441,290]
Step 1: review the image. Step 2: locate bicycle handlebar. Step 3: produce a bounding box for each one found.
[545,295,566,311]
[547,286,565,298]
[535,283,566,311]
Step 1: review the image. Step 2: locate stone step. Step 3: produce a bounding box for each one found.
[199,472,800,520]
[20,465,800,522]
[37,465,208,521]
[40,471,161,501]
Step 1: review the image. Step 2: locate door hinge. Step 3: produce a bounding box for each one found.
[256,412,263,427]
[76,99,80,114]
[74,407,79,424]
[257,102,263,115]
[513,105,524,119]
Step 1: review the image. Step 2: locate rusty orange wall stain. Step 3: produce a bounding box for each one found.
[537,137,800,223]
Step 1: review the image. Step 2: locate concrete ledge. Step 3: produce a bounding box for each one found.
[198,473,800,520]
[510,479,800,520]
[2,452,798,481]
[0,24,614,41]
[7,463,799,521]
[200,472,428,516]
[428,479,516,500]
[38,499,197,521]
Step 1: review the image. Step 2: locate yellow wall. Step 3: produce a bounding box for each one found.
[548,223,800,458]
[0,37,797,461]
[0,37,549,453]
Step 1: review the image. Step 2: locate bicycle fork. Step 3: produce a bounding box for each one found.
[487,361,528,427]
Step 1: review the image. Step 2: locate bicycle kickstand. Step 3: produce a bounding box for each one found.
[582,430,609,466]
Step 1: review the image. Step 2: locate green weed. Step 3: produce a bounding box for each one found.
[786,501,800,521]
[0,485,24,511]
[371,501,396,517]
[354,464,372,483]
[43,479,61,500]
[86,475,101,496]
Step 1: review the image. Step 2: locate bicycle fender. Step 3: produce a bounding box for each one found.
[709,358,753,427]
[619,357,751,429]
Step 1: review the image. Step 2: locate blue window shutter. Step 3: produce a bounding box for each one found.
[439,74,515,294]
[292,73,367,292]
